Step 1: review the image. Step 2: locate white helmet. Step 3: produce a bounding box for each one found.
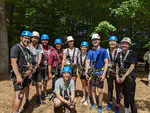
[67,36,74,42]
[91,33,100,40]
[32,31,40,37]
[121,37,131,45]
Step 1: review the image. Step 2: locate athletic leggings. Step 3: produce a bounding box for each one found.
[107,75,122,104]
[123,78,137,113]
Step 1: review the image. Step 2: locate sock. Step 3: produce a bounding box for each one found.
[125,108,129,113]
[148,74,150,81]
[26,99,29,102]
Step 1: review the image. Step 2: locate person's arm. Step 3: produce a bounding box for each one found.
[100,58,108,81]
[85,59,90,80]
[120,64,135,82]
[11,58,22,79]
[116,63,120,83]
[61,52,66,71]
[55,92,68,104]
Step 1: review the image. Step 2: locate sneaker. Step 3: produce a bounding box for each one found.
[83,100,88,105]
[114,106,120,113]
[106,103,112,110]
[23,100,29,109]
[90,104,97,110]
[98,106,102,113]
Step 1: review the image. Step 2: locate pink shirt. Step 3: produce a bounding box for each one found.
[40,45,54,65]
[48,49,63,68]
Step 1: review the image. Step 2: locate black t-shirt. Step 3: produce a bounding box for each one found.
[10,44,32,67]
[116,50,138,79]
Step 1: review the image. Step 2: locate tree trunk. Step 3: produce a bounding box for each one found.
[0,1,9,76]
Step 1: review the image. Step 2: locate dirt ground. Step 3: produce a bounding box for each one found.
[0,63,150,113]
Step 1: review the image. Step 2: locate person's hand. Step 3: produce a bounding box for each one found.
[25,70,32,77]
[65,100,71,106]
[85,73,89,80]
[116,77,120,83]
[100,74,105,81]
[120,76,126,83]
[17,76,23,84]
[49,73,53,79]
[32,68,36,73]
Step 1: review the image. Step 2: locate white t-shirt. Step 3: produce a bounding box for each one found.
[77,52,87,66]
[63,47,80,65]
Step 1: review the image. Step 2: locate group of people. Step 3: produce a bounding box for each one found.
[10,30,138,113]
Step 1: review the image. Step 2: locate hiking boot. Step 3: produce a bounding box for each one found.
[98,106,102,113]
[114,106,120,113]
[23,100,29,109]
[90,104,97,110]
[106,103,113,110]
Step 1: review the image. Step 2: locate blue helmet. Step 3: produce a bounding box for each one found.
[21,30,31,37]
[54,38,62,44]
[80,41,89,47]
[62,66,72,74]
[41,34,49,40]
[109,36,118,42]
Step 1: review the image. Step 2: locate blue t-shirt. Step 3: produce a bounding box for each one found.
[87,47,108,69]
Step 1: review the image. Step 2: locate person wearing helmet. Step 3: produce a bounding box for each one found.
[24,31,46,107]
[77,41,90,105]
[105,36,122,113]
[85,33,109,113]
[48,38,64,91]
[61,36,80,86]
[116,37,137,113]
[53,66,76,112]
[10,30,34,113]
[39,34,54,99]
[143,47,150,86]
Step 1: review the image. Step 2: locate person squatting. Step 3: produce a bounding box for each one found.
[10,30,138,113]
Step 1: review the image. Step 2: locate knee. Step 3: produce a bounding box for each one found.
[98,89,103,95]
[91,88,96,93]
[53,98,61,107]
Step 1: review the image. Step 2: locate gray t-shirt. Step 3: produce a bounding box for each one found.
[10,44,32,67]
[27,44,43,65]
[54,78,75,98]
[63,47,80,65]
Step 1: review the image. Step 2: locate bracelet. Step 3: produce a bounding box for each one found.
[17,75,22,78]
[64,100,67,104]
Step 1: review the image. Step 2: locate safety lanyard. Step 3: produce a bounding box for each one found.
[67,48,76,64]
[120,50,130,68]
[54,49,63,63]
[91,47,102,68]
[107,48,117,63]
[80,52,87,67]
[17,44,32,66]
[41,45,50,65]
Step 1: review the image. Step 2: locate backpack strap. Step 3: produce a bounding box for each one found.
[67,48,76,64]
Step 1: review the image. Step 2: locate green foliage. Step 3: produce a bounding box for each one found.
[93,21,116,37]
[144,42,150,48]
[111,0,140,18]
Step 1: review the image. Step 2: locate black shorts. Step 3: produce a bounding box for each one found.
[39,66,49,81]
[32,68,43,82]
[72,66,77,77]
[80,74,86,80]
[12,76,31,91]
[91,78,104,89]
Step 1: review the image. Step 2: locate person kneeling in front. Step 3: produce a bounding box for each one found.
[53,66,76,112]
